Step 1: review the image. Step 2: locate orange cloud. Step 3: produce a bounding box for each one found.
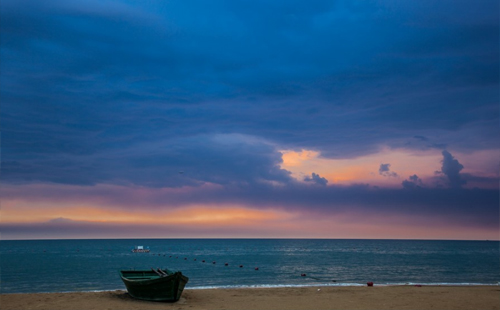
[280,148,443,187]
[281,149,320,167]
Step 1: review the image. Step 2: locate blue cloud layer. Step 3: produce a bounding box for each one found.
[1,1,498,232]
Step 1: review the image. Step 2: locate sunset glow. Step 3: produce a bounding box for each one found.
[1,0,498,240]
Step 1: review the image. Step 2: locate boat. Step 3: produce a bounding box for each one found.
[131,245,150,253]
[119,268,189,302]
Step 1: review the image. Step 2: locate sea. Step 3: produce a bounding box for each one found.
[1,239,499,294]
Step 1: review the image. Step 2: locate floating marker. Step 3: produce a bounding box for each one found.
[202,260,205,263]
[255,267,259,271]
[301,274,306,277]
[224,263,229,266]
[239,265,243,268]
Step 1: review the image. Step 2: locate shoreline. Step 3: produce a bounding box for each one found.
[3,282,499,295]
[2,285,499,310]
[5,283,500,294]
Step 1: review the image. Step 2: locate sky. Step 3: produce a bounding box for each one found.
[1,0,499,240]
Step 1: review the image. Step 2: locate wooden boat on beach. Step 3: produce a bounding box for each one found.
[119,269,189,302]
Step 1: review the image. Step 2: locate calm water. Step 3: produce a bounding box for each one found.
[1,239,498,294]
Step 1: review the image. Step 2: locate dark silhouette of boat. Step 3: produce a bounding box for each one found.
[119,268,189,302]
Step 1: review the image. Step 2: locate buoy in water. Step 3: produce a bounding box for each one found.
[212,261,216,264]
[301,274,306,277]
[225,263,229,266]
[255,267,259,270]
[202,260,205,263]
[239,265,243,268]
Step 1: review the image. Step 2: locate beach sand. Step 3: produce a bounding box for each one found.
[1,286,499,310]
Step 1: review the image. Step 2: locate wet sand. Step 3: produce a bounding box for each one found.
[1,286,499,310]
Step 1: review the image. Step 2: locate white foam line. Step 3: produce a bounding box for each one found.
[185,282,500,290]
[4,282,499,294]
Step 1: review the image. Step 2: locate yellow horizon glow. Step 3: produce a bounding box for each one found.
[1,200,296,226]
[2,199,498,240]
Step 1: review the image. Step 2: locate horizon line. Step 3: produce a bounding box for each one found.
[2,237,499,242]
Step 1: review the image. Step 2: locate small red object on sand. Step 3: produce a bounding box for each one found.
[367,282,374,286]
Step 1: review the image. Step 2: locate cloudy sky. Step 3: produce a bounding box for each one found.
[1,0,499,240]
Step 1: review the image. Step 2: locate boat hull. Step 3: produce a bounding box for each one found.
[119,270,189,302]
[131,249,150,253]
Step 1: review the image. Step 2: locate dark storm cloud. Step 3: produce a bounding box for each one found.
[1,133,292,187]
[441,150,466,188]
[379,164,398,177]
[402,174,424,189]
[2,0,499,174]
[1,0,498,206]
[304,172,328,186]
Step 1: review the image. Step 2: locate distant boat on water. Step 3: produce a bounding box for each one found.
[131,246,150,253]
[119,269,189,302]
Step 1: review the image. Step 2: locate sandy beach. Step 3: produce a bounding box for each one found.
[1,286,499,310]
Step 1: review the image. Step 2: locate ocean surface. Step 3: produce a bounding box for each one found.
[1,239,499,294]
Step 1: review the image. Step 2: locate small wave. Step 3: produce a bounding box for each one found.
[186,282,499,290]
[3,282,498,294]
